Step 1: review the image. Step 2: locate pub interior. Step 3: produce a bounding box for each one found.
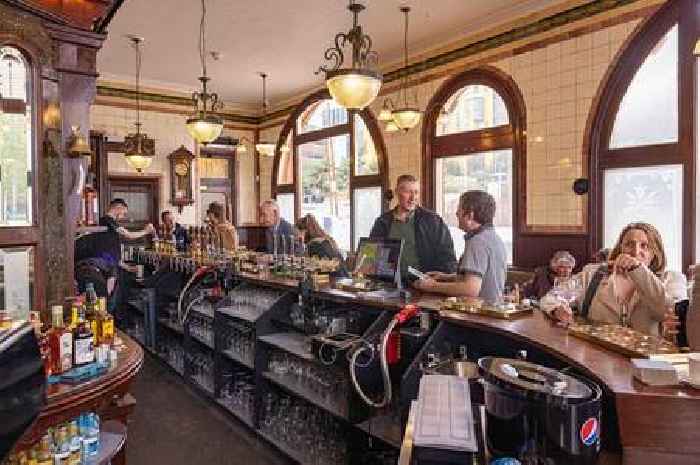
[2,0,700,465]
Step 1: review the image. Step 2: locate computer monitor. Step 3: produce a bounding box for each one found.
[354,237,403,287]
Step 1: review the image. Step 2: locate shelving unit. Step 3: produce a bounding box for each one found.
[120,276,425,465]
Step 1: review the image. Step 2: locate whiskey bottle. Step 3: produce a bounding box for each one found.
[73,316,95,367]
[48,305,73,374]
[53,426,71,465]
[96,309,114,346]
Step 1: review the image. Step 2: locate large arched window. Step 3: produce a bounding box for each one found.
[422,67,525,264]
[0,45,39,319]
[589,0,695,272]
[272,91,388,252]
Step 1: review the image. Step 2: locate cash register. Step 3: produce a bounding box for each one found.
[335,237,406,299]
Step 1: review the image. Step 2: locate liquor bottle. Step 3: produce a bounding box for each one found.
[84,284,98,321]
[53,426,71,465]
[73,316,95,367]
[96,309,114,346]
[39,329,52,376]
[36,434,53,465]
[68,421,82,465]
[48,305,73,374]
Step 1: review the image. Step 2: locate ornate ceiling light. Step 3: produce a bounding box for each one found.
[255,73,289,157]
[124,36,155,173]
[185,0,224,145]
[316,1,381,110]
[381,6,421,132]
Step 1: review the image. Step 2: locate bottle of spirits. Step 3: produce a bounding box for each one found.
[96,308,114,346]
[68,421,82,465]
[73,316,95,367]
[48,305,73,374]
[53,426,71,465]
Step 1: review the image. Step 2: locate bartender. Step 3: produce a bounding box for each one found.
[260,199,295,254]
[414,190,506,304]
[369,174,456,283]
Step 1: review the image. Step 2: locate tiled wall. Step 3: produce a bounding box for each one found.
[90,105,256,225]
[258,18,639,230]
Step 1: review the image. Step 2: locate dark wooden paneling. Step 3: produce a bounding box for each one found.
[515,233,590,270]
[237,225,267,252]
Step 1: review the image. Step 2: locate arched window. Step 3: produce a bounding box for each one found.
[272,91,388,252]
[589,0,695,272]
[423,67,525,263]
[0,45,38,319]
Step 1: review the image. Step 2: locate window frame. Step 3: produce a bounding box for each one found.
[588,0,696,271]
[422,66,526,264]
[0,41,44,310]
[271,90,388,252]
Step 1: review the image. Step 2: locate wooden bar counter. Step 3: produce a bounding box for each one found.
[234,271,700,465]
[18,332,143,465]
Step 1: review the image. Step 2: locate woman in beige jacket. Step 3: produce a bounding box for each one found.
[541,222,687,336]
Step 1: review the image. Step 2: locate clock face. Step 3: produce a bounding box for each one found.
[175,161,189,176]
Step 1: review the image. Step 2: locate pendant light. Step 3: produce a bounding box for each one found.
[186,0,224,145]
[255,73,289,157]
[381,6,420,132]
[316,1,382,110]
[124,36,155,173]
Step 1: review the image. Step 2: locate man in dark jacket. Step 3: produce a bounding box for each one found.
[260,199,295,254]
[369,175,457,283]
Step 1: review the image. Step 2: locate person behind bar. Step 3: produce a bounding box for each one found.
[413,190,506,303]
[206,202,238,251]
[369,174,456,283]
[161,210,189,251]
[541,222,687,336]
[295,213,348,277]
[523,250,576,299]
[260,199,295,254]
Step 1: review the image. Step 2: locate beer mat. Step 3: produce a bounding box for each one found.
[413,375,477,452]
[439,304,533,320]
[567,323,678,358]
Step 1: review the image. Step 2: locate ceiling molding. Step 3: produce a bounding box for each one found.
[96,0,648,126]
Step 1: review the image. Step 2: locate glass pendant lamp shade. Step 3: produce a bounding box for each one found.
[391,107,421,131]
[255,141,276,157]
[186,113,223,144]
[377,101,394,122]
[125,153,154,173]
[385,121,399,132]
[326,69,382,110]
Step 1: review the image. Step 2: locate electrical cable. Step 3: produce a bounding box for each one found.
[349,318,398,408]
[177,267,210,325]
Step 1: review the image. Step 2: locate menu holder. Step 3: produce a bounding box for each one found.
[439,298,534,320]
[567,322,678,358]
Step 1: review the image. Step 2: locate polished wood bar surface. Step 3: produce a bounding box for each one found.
[233,272,700,465]
[18,331,143,452]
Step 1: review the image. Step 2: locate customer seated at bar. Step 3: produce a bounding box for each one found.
[295,214,348,276]
[523,250,576,299]
[414,190,506,303]
[161,210,189,251]
[206,202,238,251]
[541,222,687,336]
[369,174,456,282]
[260,199,295,254]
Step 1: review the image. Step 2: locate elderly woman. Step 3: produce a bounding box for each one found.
[523,250,576,299]
[541,222,687,336]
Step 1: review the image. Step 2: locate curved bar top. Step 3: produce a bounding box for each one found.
[235,273,700,464]
[20,332,143,447]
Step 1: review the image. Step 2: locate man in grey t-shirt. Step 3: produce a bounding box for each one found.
[414,190,506,303]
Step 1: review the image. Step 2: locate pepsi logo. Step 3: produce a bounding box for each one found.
[580,417,599,447]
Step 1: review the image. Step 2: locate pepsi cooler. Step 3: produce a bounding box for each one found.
[479,357,602,465]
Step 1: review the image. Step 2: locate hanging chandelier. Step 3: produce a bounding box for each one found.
[380,6,420,132]
[255,73,289,157]
[186,0,224,145]
[124,36,155,173]
[316,1,382,110]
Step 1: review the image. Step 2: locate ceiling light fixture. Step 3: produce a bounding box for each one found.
[381,6,421,132]
[254,73,290,157]
[186,0,224,145]
[694,38,700,56]
[316,1,381,110]
[124,36,155,173]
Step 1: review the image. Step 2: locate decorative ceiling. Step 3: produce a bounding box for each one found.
[98,0,578,108]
